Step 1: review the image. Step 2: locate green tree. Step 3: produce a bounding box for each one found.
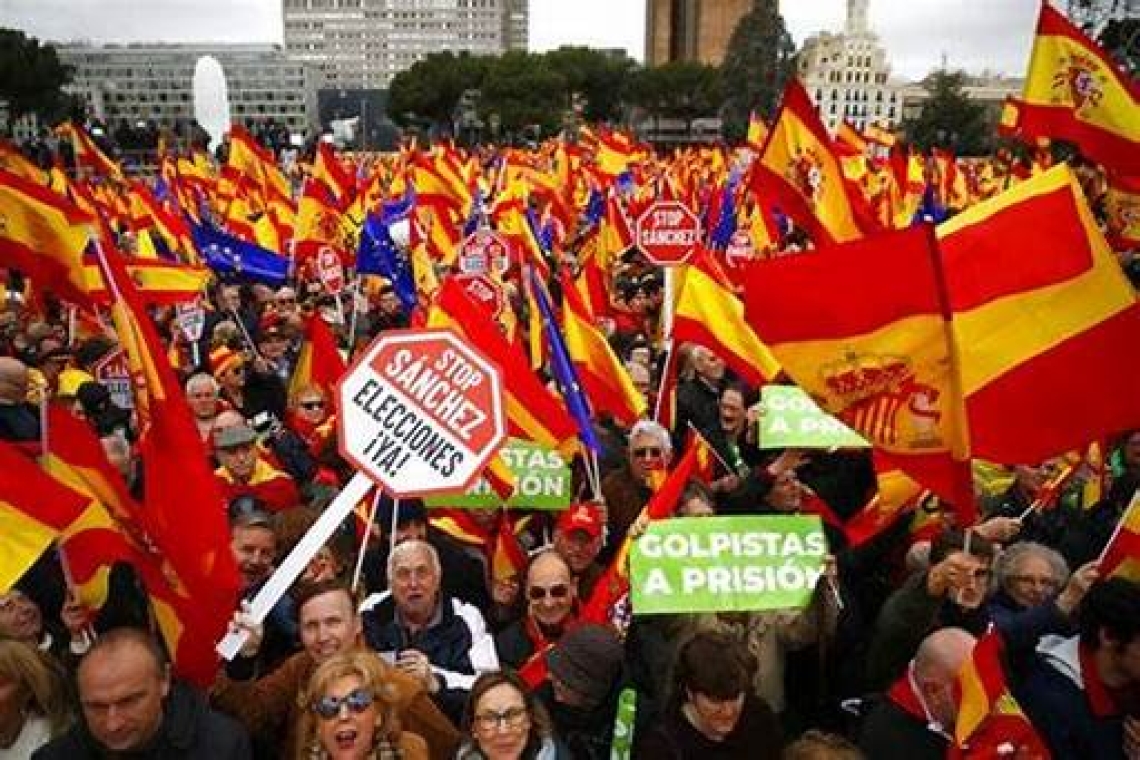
[542,46,636,124]
[1100,18,1140,77]
[719,1,796,142]
[387,52,488,132]
[0,29,76,126]
[479,51,566,139]
[627,62,723,122]
[901,70,990,155]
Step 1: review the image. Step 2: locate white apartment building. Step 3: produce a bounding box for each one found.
[282,0,528,90]
[58,44,319,135]
[796,0,904,133]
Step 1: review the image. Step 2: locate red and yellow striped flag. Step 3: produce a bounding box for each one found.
[0,168,94,305]
[953,629,1050,758]
[0,441,93,594]
[1100,490,1140,581]
[937,164,1140,466]
[754,79,870,245]
[673,250,781,390]
[741,225,975,519]
[1018,2,1140,174]
[1104,174,1140,250]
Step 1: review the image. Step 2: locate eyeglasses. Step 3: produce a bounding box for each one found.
[528,583,570,601]
[312,688,374,720]
[1009,575,1059,589]
[631,447,663,459]
[474,706,528,731]
[276,297,296,305]
[300,400,325,411]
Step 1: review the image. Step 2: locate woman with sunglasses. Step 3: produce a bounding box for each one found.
[457,670,568,760]
[287,384,336,456]
[495,551,578,671]
[297,650,428,760]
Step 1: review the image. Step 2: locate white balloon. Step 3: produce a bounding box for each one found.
[388,219,410,248]
[193,56,231,153]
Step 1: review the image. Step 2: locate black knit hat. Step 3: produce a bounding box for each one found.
[546,624,624,706]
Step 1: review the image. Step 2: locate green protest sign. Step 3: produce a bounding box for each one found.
[423,438,570,510]
[758,385,869,449]
[630,515,827,615]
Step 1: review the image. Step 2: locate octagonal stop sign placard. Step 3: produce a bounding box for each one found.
[636,200,701,265]
[337,328,506,497]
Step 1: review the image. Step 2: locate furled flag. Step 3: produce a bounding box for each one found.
[358,212,417,313]
[55,122,123,180]
[936,164,1140,467]
[1017,2,1140,174]
[527,268,602,454]
[557,267,647,428]
[740,225,975,520]
[753,79,871,245]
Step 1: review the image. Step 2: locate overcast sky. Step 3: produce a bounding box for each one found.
[0,0,1039,81]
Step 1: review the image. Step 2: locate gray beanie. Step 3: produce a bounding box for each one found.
[546,624,623,706]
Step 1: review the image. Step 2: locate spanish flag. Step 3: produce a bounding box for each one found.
[226,125,291,206]
[937,165,1140,467]
[1100,490,1140,582]
[845,457,927,547]
[0,440,93,594]
[313,141,356,208]
[0,168,94,305]
[1104,173,1140,250]
[740,225,975,518]
[557,267,646,427]
[754,79,869,245]
[55,122,123,180]
[428,278,578,455]
[833,120,869,157]
[1018,2,1140,174]
[673,250,781,389]
[290,314,348,400]
[746,112,769,152]
[0,139,46,183]
[80,257,211,306]
[953,629,1050,758]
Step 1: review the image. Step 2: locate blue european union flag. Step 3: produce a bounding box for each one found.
[358,214,417,313]
[527,269,601,454]
[708,183,738,250]
[912,184,949,225]
[381,187,416,222]
[584,188,605,228]
[189,221,290,286]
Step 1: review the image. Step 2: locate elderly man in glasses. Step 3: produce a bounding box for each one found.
[495,550,578,671]
[600,420,673,563]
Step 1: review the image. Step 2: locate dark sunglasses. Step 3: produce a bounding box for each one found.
[632,447,663,459]
[528,584,570,601]
[300,400,325,410]
[313,688,374,719]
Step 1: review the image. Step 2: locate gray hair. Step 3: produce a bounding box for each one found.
[184,372,219,395]
[628,419,672,455]
[387,539,441,581]
[995,541,1070,591]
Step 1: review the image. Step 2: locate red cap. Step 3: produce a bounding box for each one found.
[557,503,603,539]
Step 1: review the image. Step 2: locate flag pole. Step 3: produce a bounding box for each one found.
[351,486,382,593]
[1097,489,1140,565]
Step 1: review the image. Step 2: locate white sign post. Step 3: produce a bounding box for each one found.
[217,327,506,660]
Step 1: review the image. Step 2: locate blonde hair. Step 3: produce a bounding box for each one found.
[0,638,71,737]
[295,649,402,759]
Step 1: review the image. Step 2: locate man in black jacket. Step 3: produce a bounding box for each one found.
[34,627,251,759]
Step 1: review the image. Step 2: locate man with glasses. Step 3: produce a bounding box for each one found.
[361,540,499,725]
[214,579,460,759]
[601,420,673,563]
[496,550,578,670]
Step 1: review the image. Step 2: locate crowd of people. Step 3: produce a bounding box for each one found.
[1,246,1138,759]
[2,34,1140,749]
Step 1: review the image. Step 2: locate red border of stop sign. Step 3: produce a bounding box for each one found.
[636,200,702,265]
[335,327,507,497]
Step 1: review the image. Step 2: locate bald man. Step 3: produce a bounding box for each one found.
[858,627,976,759]
[496,550,579,669]
[0,356,39,446]
[34,627,251,759]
